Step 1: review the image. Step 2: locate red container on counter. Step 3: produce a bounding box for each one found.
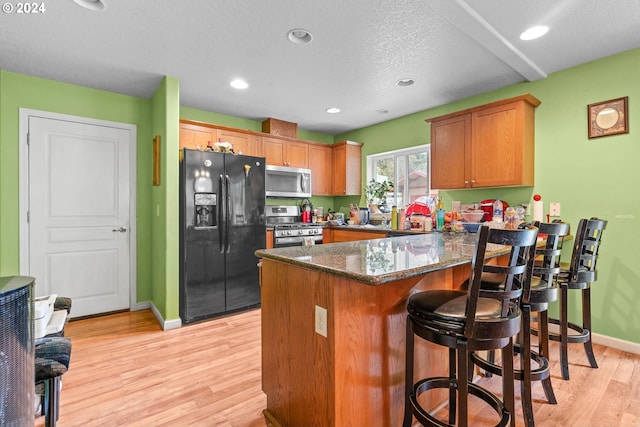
[479,199,509,222]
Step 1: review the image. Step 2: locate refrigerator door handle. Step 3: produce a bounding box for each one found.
[219,174,226,253]
[225,174,231,253]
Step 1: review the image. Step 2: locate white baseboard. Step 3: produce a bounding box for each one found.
[131,301,150,311]
[593,333,640,356]
[143,301,182,330]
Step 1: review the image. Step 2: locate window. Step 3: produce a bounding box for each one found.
[366,145,431,210]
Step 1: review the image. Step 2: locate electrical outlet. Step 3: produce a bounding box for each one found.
[549,202,561,217]
[315,305,327,337]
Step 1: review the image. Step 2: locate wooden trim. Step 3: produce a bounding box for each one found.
[179,118,334,147]
[425,93,541,123]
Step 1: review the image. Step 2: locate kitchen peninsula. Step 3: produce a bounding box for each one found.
[256,233,512,427]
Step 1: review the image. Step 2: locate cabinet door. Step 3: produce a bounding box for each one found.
[429,114,471,189]
[309,144,333,195]
[286,141,309,168]
[262,137,286,166]
[332,142,362,196]
[216,129,259,156]
[471,101,528,187]
[179,123,216,150]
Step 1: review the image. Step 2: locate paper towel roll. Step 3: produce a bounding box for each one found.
[533,200,543,222]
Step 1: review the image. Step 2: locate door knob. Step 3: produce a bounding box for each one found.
[112,226,127,233]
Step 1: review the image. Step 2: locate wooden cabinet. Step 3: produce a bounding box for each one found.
[266,229,274,249]
[308,143,333,195]
[216,128,259,156]
[332,140,363,196]
[179,120,364,197]
[427,94,540,189]
[262,136,309,168]
[324,228,387,243]
[179,122,216,150]
[179,122,259,156]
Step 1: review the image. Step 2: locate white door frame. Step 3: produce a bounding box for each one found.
[18,108,137,309]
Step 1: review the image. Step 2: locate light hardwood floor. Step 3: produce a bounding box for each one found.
[37,309,640,427]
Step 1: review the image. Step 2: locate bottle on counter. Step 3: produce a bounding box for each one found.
[391,206,398,230]
[398,207,406,231]
[493,198,503,222]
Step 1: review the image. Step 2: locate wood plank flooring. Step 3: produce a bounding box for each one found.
[36,308,640,426]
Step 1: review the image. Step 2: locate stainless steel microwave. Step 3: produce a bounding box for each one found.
[265,165,312,198]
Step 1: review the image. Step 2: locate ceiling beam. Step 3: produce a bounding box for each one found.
[428,0,548,81]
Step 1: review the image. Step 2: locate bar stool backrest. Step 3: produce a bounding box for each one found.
[465,225,539,338]
[533,221,571,283]
[567,218,607,283]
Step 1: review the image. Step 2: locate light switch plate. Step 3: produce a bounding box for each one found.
[549,202,561,217]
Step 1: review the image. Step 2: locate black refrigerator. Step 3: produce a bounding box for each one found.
[179,148,266,324]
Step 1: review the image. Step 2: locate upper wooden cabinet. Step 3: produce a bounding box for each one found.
[308,144,333,196]
[179,122,216,151]
[179,120,364,197]
[179,122,259,156]
[262,136,308,168]
[332,141,363,196]
[427,94,541,189]
[216,128,259,157]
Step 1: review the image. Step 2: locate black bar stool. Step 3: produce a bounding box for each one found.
[547,217,607,380]
[472,221,569,427]
[403,225,538,427]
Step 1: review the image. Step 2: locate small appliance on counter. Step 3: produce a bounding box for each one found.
[300,199,313,223]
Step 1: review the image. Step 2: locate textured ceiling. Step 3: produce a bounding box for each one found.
[1,0,639,135]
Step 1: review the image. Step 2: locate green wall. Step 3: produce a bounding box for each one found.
[0,70,155,310]
[150,77,181,321]
[337,48,640,344]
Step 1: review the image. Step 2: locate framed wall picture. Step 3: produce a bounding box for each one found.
[153,135,161,186]
[588,96,628,139]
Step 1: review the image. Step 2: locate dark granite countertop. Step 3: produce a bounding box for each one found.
[255,232,511,285]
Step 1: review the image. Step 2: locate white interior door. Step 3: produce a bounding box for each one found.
[26,115,132,318]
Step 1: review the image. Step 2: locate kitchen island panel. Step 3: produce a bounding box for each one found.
[261,260,334,427]
[261,256,468,426]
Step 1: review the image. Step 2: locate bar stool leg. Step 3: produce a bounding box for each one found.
[582,288,598,368]
[449,348,457,425]
[537,310,557,404]
[403,319,415,427]
[560,284,570,380]
[502,338,516,427]
[520,306,535,427]
[456,341,469,427]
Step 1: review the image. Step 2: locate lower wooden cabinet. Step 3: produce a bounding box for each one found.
[266,229,274,249]
[323,228,387,243]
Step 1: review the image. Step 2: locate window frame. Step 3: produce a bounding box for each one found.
[366,144,431,208]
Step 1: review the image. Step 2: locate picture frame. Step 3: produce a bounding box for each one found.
[153,135,161,186]
[587,96,628,139]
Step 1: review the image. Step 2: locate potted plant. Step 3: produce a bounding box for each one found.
[364,179,393,213]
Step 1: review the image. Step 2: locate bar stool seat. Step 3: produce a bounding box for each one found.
[403,225,538,427]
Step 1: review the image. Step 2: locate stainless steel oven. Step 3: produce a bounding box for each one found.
[266,205,323,248]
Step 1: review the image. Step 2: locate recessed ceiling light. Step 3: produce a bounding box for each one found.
[73,0,105,10]
[396,78,415,87]
[520,25,549,41]
[375,109,389,114]
[326,107,341,114]
[287,28,313,44]
[230,79,249,89]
